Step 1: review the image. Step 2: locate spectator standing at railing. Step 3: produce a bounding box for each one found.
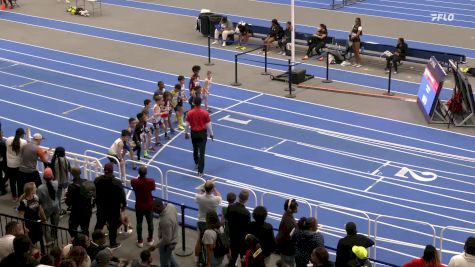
[37,167,60,246]
[194,180,222,265]
[226,189,251,267]
[293,217,324,267]
[335,222,374,267]
[402,245,443,267]
[50,146,71,216]
[0,221,24,261]
[19,133,49,190]
[151,199,179,267]
[66,167,95,238]
[131,166,155,248]
[94,163,126,249]
[5,128,27,201]
[448,236,475,267]
[0,129,7,196]
[246,206,276,265]
[276,199,299,267]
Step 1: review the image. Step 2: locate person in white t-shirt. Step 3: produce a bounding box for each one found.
[5,128,27,201]
[107,129,129,181]
[0,221,24,261]
[195,180,222,265]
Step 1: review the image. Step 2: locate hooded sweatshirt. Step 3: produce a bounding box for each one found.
[448,253,475,267]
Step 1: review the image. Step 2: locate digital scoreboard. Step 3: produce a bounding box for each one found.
[417,57,447,120]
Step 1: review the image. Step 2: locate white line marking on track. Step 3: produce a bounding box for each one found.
[17,80,38,87]
[264,140,286,152]
[218,115,252,125]
[62,106,84,115]
[364,176,386,192]
[370,161,392,175]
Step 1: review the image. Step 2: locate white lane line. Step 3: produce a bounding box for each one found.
[264,140,286,152]
[62,106,84,115]
[364,176,386,192]
[0,63,18,70]
[370,161,392,175]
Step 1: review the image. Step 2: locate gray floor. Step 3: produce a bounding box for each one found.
[1,0,475,264]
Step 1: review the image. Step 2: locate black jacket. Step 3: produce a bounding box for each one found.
[94,174,126,215]
[0,139,6,169]
[226,202,251,246]
[335,234,374,267]
[0,253,38,267]
[247,221,276,258]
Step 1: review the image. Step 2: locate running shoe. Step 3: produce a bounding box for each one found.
[137,241,144,248]
[177,125,185,130]
[146,239,155,246]
[240,46,247,51]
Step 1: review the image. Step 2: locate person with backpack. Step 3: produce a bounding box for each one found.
[225,190,251,267]
[335,222,374,267]
[202,210,228,267]
[50,146,71,215]
[151,199,179,267]
[66,167,95,237]
[243,234,265,267]
[36,167,60,246]
[246,206,276,265]
[348,246,372,267]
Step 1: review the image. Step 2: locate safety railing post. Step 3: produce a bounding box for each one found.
[285,59,296,98]
[175,204,193,257]
[384,61,394,96]
[230,54,242,86]
[205,35,214,66]
[262,45,270,75]
[322,51,332,83]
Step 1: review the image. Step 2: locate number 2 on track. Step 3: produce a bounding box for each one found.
[394,167,437,182]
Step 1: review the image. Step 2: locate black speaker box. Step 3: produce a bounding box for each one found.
[290,68,306,84]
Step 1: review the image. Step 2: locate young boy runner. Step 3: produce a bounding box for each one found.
[170,84,186,130]
[152,95,164,146]
[142,99,154,152]
[189,65,201,93]
[126,118,138,170]
[154,81,166,97]
[202,71,213,112]
[160,92,173,140]
[107,129,129,180]
[134,112,149,160]
[189,86,202,109]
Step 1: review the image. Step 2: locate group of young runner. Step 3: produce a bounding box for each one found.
[107,66,213,178]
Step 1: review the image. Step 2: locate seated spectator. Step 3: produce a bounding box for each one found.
[403,245,443,267]
[60,259,78,267]
[87,230,107,262]
[348,246,372,267]
[63,234,91,267]
[385,37,408,74]
[448,236,475,267]
[40,254,55,266]
[335,222,374,267]
[202,210,226,267]
[212,16,234,47]
[49,246,63,267]
[303,24,328,60]
[91,248,114,267]
[293,217,325,267]
[310,247,334,267]
[0,234,39,267]
[247,206,276,265]
[68,246,90,267]
[0,221,24,261]
[236,23,253,50]
[129,249,158,267]
[261,19,283,53]
[278,21,292,56]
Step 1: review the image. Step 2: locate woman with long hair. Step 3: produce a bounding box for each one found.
[18,182,46,247]
[349,17,363,67]
[5,128,27,200]
[402,245,443,267]
[50,146,71,214]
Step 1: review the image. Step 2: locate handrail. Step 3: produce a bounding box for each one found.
[315,203,371,238]
[374,215,436,261]
[126,159,164,199]
[165,170,206,200]
[440,226,475,262]
[84,149,123,183]
[213,180,258,208]
[260,192,313,217]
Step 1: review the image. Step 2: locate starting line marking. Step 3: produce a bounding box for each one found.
[218,115,252,125]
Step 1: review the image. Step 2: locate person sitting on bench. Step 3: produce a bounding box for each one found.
[212,16,234,47]
[278,21,292,56]
[236,23,253,50]
[260,19,283,54]
[303,24,328,60]
[385,37,408,74]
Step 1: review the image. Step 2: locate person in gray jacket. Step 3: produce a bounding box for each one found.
[37,167,60,245]
[152,199,179,267]
[212,16,234,47]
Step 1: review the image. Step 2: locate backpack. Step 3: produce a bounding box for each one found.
[213,229,230,258]
[80,180,96,208]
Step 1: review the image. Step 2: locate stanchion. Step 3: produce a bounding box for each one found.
[230,54,242,86]
[322,52,332,83]
[285,59,296,98]
[175,204,193,257]
[261,47,270,75]
[383,62,394,96]
[204,35,214,66]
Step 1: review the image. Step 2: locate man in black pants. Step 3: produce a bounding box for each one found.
[0,129,7,196]
[94,163,126,249]
[184,97,214,177]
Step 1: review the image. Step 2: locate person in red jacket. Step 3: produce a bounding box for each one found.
[403,245,444,267]
[131,166,156,248]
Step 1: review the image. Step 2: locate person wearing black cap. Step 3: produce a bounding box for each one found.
[335,222,374,267]
[184,96,214,177]
[448,236,475,267]
[94,163,126,249]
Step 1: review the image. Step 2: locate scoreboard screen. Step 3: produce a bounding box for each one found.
[417,57,446,118]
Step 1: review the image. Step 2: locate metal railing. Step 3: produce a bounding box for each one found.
[315,203,371,238]
[261,191,313,217]
[440,226,475,261]
[126,159,165,199]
